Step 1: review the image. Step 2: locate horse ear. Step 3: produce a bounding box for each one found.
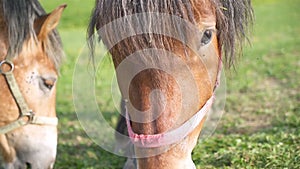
[35,4,67,41]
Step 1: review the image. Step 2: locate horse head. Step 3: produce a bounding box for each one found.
[0,1,65,168]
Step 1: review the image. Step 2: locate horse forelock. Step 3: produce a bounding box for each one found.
[213,0,254,67]
[88,0,253,67]
[0,0,64,70]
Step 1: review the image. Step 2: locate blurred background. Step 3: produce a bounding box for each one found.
[40,0,299,168]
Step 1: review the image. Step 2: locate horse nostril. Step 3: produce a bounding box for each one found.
[26,162,32,169]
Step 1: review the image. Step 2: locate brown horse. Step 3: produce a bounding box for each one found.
[88,0,253,168]
[0,0,65,168]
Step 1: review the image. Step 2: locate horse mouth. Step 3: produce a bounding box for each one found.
[25,162,32,169]
[23,161,54,169]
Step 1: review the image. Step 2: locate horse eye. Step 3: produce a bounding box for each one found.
[201,29,213,45]
[39,77,56,91]
[43,78,55,90]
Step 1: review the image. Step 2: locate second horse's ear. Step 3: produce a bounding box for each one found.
[34,4,67,41]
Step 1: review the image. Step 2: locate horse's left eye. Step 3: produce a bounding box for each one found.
[201,29,213,45]
[43,78,55,90]
[39,76,56,92]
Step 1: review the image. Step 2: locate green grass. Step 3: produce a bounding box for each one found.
[39,0,300,168]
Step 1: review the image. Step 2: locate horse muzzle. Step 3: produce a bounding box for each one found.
[1,125,57,169]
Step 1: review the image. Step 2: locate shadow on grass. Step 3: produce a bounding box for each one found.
[55,143,126,169]
[56,111,126,169]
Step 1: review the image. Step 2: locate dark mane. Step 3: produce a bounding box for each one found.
[1,0,64,70]
[88,0,253,67]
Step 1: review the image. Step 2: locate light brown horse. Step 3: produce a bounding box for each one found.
[0,0,65,168]
[88,0,253,168]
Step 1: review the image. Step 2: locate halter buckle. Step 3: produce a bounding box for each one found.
[20,110,35,125]
[0,60,14,75]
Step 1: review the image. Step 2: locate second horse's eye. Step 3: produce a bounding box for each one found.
[201,29,213,45]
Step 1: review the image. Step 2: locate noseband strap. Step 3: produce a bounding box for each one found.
[125,96,214,148]
[0,116,58,135]
[126,59,223,148]
[0,59,58,134]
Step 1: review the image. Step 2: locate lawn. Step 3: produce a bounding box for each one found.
[39,0,300,168]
